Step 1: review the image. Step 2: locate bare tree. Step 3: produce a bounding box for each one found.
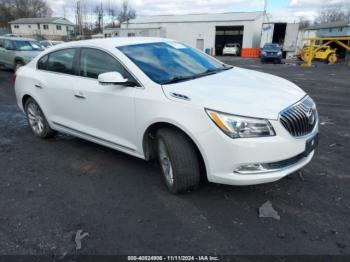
[0,0,52,28]
[94,2,104,33]
[314,3,350,24]
[117,0,136,25]
[299,16,311,29]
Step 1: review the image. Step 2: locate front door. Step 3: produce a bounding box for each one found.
[70,47,138,152]
[3,40,15,68]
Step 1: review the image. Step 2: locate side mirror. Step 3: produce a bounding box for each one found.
[98,72,128,85]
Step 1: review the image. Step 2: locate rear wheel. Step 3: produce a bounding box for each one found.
[156,128,201,194]
[24,98,55,138]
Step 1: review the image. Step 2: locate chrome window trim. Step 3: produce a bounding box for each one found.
[36,46,144,89]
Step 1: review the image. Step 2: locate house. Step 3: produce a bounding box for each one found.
[305,21,350,37]
[9,17,75,40]
[104,12,266,55]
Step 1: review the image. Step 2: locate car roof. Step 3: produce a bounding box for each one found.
[264,43,279,46]
[53,37,174,49]
[0,36,35,41]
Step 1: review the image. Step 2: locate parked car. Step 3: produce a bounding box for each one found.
[261,43,283,63]
[40,40,64,49]
[14,38,319,194]
[2,33,20,38]
[222,43,240,56]
[0,36,43,71]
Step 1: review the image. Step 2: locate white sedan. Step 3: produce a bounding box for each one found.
[222,43,240,56]
[14,38,319,194]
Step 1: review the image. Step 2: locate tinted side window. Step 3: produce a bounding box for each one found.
[38,55,49,70]
[80,48,128,79]
[0,39,4,48]
[47,49,76,74]
[4,40,14,50]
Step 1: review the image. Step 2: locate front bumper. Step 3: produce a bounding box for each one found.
[196,119,318,186]
[261,55,282,61]
[223,50,238,55]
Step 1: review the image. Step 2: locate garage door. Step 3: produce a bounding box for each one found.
[215,26,244,55]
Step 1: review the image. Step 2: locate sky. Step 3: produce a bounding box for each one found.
[49,0,350,24]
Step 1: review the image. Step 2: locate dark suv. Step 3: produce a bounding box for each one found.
[261,43,283,63]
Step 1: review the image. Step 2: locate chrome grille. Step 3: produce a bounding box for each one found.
[279,96,317,137]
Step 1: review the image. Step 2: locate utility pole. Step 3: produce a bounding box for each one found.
[263,0,269,23]
[100,1,104,34]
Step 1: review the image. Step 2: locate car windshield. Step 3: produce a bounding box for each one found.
[40,42,50,48]
[117,42,232,85]
[263,44,280,51]
[226,44,237,47]
[14,40,43,51]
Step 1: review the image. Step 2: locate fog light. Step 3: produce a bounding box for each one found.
[234,163,266,174]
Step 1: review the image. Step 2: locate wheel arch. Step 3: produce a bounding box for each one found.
[142,121,207,179]
[22,94,33,109]
[14,57,24,65]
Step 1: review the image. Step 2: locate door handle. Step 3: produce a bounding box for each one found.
[74,93,86,99]
[35,84,43,89]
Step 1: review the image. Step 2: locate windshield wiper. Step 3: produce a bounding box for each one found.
[161,75,198,85]
[161,66,233,85]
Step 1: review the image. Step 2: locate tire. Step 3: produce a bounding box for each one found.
[24,98,55,138]
[327,53,337,64]
[156,128,201,194]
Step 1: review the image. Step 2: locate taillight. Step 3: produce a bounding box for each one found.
[12,73,16,84]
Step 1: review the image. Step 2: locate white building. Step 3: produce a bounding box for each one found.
[104,12,265,55]
[9,17,75,40]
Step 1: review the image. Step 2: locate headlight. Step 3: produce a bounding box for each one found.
[277,51,282,56]
[206,109,275,138]
[261,51,267,55]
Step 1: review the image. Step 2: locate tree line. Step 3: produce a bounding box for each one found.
[299,3,350,29]
[0,0,136,34]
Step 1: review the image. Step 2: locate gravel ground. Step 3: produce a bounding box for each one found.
[0,57,349,256]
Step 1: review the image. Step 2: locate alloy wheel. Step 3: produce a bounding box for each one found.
[27,102,45,135]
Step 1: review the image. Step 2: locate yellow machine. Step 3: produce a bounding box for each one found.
[299,45,337,64]
[301,37,350,67]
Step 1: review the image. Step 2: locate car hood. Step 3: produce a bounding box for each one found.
[161,67,306,120]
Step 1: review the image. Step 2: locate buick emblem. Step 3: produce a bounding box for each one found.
[307,108,316,125]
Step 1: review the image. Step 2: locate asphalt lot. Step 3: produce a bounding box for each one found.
[0,57,349,256]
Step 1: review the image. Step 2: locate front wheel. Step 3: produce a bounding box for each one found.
[24,98,55,138]
[157,128,201,194]
[327,53,337,64]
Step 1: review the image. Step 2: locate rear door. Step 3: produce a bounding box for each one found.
[36,48,80,128]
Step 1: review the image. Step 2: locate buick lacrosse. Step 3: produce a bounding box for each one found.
[14,38,318,193]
